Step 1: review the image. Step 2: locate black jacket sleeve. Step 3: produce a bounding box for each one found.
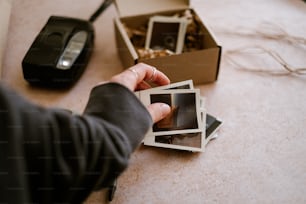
[0,83,152,204]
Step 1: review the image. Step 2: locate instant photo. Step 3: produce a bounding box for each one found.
[135,80,194,98]
[161,79,194,90]
[206,114,222,139]
[145,16,188,54]
[137,79,221,152]
[155,132,202,148]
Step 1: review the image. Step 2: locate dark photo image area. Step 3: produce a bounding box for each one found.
[151,93,198,132]
[205,114,222,139]
[149,21,180,52]
[155,133,202,148]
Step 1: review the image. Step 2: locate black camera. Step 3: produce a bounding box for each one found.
[22,16,94,87]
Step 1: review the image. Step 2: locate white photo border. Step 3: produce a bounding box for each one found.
[145,15,188,54]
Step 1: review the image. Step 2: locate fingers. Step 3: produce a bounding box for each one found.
[147,103,171,123]
[134,63,170,86]
[109,63,170,91]
[108,63,171,123]
[136,81,151,90]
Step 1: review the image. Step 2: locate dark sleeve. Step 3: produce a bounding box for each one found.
[0,83,152,204]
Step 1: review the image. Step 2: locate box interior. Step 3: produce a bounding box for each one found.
[119,9,219,55]
[114,7,221,84]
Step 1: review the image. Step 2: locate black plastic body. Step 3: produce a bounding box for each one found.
[22,16,94,87]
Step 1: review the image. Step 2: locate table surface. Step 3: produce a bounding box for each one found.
[2,0,306,203]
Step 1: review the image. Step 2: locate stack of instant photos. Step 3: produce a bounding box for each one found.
[135,80,222,152]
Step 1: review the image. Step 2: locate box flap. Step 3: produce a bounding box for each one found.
[115,0,189,17]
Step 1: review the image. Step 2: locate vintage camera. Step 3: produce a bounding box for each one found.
[22,16,94,87]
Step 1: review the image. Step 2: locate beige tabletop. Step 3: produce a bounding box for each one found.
[2,0,306,203]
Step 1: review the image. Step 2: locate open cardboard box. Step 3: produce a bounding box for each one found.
[114,0,222,84]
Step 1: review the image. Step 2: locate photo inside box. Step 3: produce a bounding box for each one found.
[150,92,198,132]
[121,9,212,60]
[149,21,181,52]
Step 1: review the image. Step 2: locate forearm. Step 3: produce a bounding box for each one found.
[0,83,152,203]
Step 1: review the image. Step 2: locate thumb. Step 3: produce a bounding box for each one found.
[147,103,171,123]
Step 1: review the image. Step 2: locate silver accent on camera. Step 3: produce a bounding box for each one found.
[56,31,88,70]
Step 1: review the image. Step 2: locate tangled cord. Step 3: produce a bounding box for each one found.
[226,46,306,75]
[220,22,306,75]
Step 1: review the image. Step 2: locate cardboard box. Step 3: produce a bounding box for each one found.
[114,0,221,84]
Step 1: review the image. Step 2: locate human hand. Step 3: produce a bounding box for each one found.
[109,63,170,91]
[109,63,171,123]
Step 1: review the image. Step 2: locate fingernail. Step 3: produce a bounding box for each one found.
[160,103,171,117]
